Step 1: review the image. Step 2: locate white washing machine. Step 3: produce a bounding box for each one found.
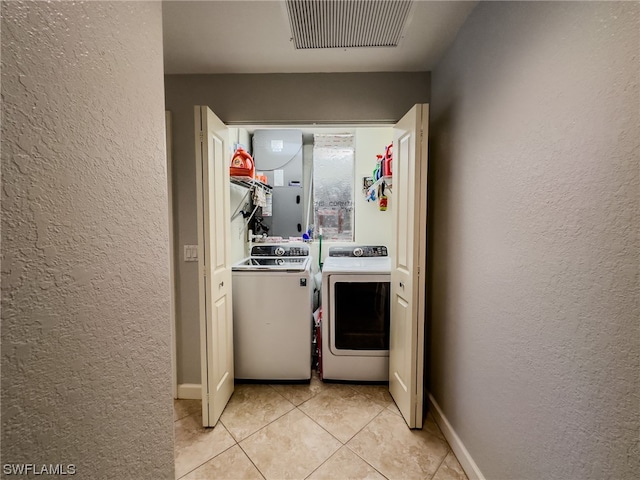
[232,244,312,381]
[321,245,391,381]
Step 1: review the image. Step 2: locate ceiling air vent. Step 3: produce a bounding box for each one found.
[285,0,413,49]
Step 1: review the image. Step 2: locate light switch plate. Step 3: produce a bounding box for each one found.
[184,245,198,262]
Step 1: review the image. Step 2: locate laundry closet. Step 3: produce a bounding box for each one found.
[189,102,427,429]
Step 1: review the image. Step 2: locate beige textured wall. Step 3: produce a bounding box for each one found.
[429,2,639,479]
[1,2,174,478]
[165,73,430,384]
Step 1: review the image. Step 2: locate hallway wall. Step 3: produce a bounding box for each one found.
[428,2,639,479]
[1,2,174,478]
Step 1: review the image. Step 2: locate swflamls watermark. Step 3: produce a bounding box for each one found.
[3,464,76,476]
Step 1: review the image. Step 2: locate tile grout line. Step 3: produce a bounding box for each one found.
[222,403,294,444]
[173,402,202,423]
[297,393,391,479]
[236,440,268,480]
[343,444,390,480]
[234,382,338,480]
[301,445,341,480]
[176,435,237,480]
[174,391,302,479]
[344,405,453,480]
[297,384,392,451]
[428,449,452,480]
[340,388,392,441]
[342,406,392,479]
[296,405,346,446]
[174,401,246,479]
[222,383,297,443]
[173,412,195,423]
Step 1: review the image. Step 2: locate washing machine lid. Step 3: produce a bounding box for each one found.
[233,256,310,272]
[322,255,391,274]
[250,243,309,257]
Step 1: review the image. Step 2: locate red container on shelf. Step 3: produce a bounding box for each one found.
[382,143,393,177]
[230,147,255,179]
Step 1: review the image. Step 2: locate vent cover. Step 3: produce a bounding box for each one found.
[286,0,413,49]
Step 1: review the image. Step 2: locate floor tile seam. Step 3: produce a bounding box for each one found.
[427,447,452,480]
[272,381,325,402]
[344,383,385,400]
[296,405,347,447]
[325,405,393,465]
[238,406,342,480]
[278,386,321,407]
[301,454,327,479]
[354,395,395,411]
[219,416,244,444]
[337,401,388,444]
[345,402,389,442]
[301,445,348,480]
[419,426,454,450]
[342,443,390,480]
[295,392,317,408]
[335,383,379,399]
[296,395,315,409]
[176,442,237,480]
[345,383,394,403]
[348,389,388,408]
[345,434,449,480]
[173,412,194,423]
[235,441,268,480]
[230,402,297,444]
[266,383,299,406]
[174,409,202,424]
[304,384,388,411]
[297,397,387,445]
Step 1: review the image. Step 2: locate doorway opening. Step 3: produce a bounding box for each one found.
[173,104,428,433]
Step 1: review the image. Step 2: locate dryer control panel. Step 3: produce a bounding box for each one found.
[328,245,388,257]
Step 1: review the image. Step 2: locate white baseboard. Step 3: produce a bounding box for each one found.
[428,393,485,480]
[177,383,202,400]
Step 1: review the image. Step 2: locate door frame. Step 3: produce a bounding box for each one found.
[166,111,178,399]
[170,119,430,424]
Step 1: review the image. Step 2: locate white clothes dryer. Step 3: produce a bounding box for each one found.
[321,245,390,381]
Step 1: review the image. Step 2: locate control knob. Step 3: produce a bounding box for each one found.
[275,247,285,256]
[353,247,364,257]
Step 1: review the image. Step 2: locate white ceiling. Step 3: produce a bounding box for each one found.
[162,0,477,74]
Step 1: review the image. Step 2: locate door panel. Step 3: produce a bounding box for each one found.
[396,133,412,271]
[195,106,234,427]
[212,136,227,269]
[213,297,231,392]
[390,295,410,394]
[389,104,429,429]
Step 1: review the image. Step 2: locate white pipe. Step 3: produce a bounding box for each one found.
[305,164,314,235]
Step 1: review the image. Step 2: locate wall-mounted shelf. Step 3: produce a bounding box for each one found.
[367,176,392,197]
[230,176,272,191]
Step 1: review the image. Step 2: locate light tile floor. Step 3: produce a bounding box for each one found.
[174,372,468,480]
